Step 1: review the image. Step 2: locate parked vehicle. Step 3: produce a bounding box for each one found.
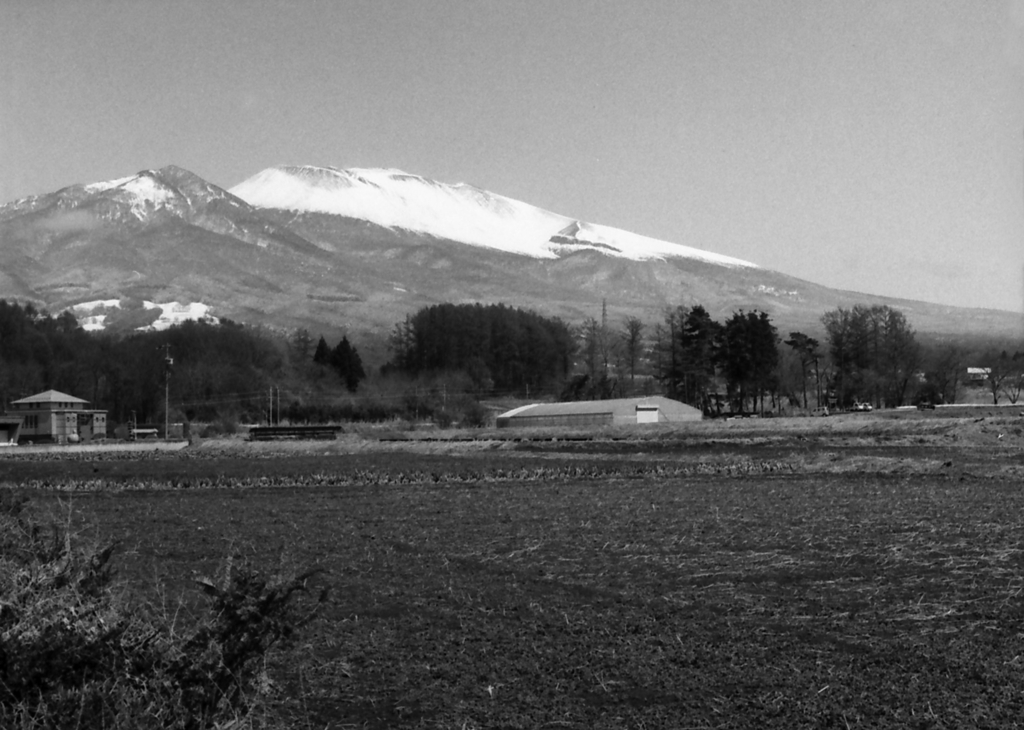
[811,406,830,417]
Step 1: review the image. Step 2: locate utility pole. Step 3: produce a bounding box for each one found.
[268,385,281,425]
[164,345,173,440]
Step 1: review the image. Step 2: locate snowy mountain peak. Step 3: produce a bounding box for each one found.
[229,165,758,269]
[0,165,310,255]
[77,168,191,220]
[80,166,234,216]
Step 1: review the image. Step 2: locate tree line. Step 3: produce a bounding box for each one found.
[459,300,1023,412]
[2,297,1021,432]
[0,301,369,427]
[378,301,785,415]
[568,304,780,414]
[384,303,575,393]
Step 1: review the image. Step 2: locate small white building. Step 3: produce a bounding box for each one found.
[966,367,990,384]
[6,389,107,444]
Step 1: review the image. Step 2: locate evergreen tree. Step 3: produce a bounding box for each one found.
[313,336,332,366]
[784,332,822,409]
[680,305,723,411]
[291,328,313,362]
[386,303,574,393]
[331,336,366,393]
[719,310,778,414]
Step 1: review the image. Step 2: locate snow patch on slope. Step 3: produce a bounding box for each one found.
[549,221,757,268]
[74,299,123,311]
[83,176,134,194]
[78,314,108,332]
[72,300,122,331]
[68,299,217,332]
[84,172,175,220]
[229,166,758,269]
[143,301,218,331]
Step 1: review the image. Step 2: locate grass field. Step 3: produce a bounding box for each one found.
[3,413,1024,729]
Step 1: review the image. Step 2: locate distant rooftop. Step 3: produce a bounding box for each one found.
[497,396,702,426]
[10,389,89,405]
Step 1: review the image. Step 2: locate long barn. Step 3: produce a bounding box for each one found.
[496,396,702,428]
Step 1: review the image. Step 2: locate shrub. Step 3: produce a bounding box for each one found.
[0,492,326,729]
[459,400,491,428]
[198,418,240,439]
[433,409,454,429]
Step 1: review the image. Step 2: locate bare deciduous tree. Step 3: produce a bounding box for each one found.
[620,316,645,391]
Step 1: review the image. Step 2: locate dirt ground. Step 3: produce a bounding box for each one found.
[2,412,1024,728]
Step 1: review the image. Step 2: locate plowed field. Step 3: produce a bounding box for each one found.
[3,412,1024,728]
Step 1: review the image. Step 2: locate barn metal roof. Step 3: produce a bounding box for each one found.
[498,396,701,420]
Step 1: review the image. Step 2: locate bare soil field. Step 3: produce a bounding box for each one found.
[3,411,1024,728]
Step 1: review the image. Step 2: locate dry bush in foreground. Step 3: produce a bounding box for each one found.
[0,492,326,729]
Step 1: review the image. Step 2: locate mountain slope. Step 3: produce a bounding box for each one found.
[0,166,342,330]
[229,165,757,268]
[0,165,323,256]
[233,166,1022,339]
[0,164,1020,345]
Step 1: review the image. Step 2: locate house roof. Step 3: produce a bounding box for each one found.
[11,389,89,405]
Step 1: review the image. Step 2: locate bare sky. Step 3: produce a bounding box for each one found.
[2,0,1023,313]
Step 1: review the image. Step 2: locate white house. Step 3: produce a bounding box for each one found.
[5,389,107,443]
[966,367,990,384]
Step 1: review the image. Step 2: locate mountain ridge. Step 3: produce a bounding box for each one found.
[0,164,1020,347]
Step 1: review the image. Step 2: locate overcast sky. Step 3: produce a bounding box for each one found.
[2,0,1023,313]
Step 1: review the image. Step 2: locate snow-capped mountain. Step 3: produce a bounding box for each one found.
[1,163,1020,345]
[0,166,333,332]
[0,165,317,251]
[229,166,757,268]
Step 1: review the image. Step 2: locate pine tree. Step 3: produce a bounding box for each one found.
[331,337,365,393]
[312,336,331,366]
[291,328,313,361]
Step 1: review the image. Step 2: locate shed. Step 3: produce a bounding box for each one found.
[0,416,22,445]
[496,396,702,428]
